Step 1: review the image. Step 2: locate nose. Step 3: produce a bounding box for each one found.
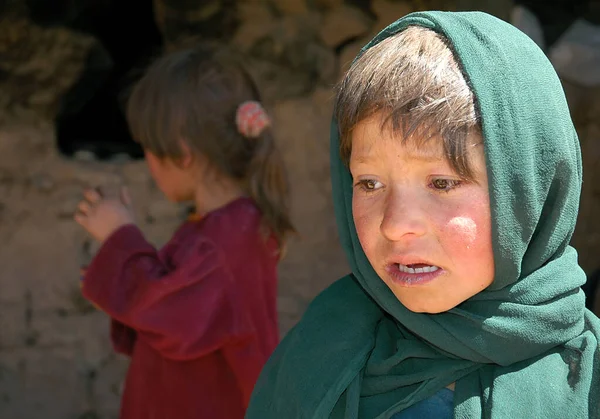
[379,187,428,242]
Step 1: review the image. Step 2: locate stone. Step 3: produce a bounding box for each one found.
[0,116,55,167]
[570,110,600,272]
[588,87,600,123]
[91,354,129,419]
[155,0,236,45]
[0,18,99,118]
[560,79,591,125]
[0,303,27,348]
[549,19,600,87]
[29,173,54,192]
[270,0,308,15]
[338,39,364,77]
[455,0,514,21]
[272,93,349,327]
[510,5,545,50]
[109,153,131,164]
[245,14,338,100]
[371,0,413,34]
[276,295,303,315]
[319,5,372,48]
[0,348,90,419]
[314,0,344,10]
[232,2,276,51]
[121,161,152,184]
[146,200,185,222]
[237,0,273,21]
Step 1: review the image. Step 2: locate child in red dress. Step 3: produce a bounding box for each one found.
[74,45,295,419]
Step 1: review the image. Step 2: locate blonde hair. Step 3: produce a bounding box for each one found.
[335,26,480,180]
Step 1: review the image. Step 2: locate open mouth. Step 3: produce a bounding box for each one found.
[386,262,444,286]
[397,263,440,274]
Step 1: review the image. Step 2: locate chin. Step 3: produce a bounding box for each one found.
[402,303,447,314]
[395,293,459,314]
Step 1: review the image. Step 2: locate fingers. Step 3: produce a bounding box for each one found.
[120,186,132,208]
[74,211,87,226]
[75,188,102,225]
[77,200,93,215]
[75,185,132,228]
[84,188,102,204]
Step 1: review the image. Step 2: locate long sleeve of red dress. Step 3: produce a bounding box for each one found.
[83,225,253,359]
[81,198,279,419]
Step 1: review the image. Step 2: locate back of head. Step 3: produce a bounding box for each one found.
[126,44,295,251]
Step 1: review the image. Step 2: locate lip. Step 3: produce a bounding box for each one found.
[384,262,444,287]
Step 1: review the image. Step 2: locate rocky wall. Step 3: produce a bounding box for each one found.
[0,1,599,418]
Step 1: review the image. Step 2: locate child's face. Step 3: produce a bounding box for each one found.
[145,151,195,202]
[349,114,495,313]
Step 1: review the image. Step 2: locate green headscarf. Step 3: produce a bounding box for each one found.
[246,11,600,419]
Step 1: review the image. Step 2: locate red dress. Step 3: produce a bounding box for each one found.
[82,197,280,419]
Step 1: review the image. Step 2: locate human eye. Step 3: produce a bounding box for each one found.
[354,178,384,193]
[429,177,463,193]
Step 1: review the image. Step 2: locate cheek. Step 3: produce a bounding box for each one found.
[444,216,478,250]
[352,197,380,253]
[442,198,494,279]
[145,156,160,180]
[441,190,491,247]
[146,159,174,195]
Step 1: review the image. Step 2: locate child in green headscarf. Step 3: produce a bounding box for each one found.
[246,11,600,419]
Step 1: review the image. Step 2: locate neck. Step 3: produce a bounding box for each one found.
[193,176,246,216]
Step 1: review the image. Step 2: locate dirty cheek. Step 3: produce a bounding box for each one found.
[352,199,378,251]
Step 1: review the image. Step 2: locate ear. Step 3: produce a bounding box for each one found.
[178,140,194,169]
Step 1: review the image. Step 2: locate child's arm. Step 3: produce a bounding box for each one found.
[81,266,137,356]
[81,224,253,361]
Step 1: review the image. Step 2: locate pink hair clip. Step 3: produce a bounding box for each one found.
[236,101,271,138]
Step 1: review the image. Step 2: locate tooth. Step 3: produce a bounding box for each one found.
[397,263,440,274]
[398,263,440,274]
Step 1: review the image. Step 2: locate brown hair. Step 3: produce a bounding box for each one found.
[126,44,295,250]
[335,26,480,180]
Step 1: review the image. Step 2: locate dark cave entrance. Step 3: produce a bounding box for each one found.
[28,0,163,160]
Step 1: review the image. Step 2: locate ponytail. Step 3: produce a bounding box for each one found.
[247,129,296,258]
[127,43,296,254]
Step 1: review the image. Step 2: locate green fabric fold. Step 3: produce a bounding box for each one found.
[247,11,600,419]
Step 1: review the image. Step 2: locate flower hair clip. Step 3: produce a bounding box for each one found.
[236,101,271,139]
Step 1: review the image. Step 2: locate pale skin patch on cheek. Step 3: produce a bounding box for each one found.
[446,216,477,249]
